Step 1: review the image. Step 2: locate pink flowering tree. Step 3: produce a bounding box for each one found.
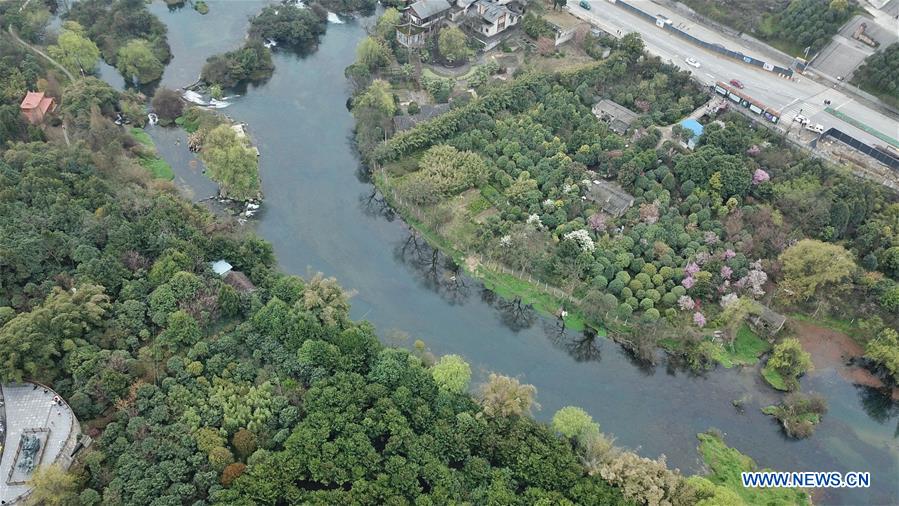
[693,312,706,328]
[752,169,770,185]
[682,276,695,289]
[678,295,695,311]
[685,262,700,276]
[588,212,607,234]
[720,266,733,280]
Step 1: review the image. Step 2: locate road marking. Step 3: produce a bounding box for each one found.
[834,98,853,111]
[705,73,715,79]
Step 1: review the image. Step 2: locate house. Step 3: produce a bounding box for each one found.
[543,9,587,46]
[19,91,55,125]
[393,103,452,131]
[679,118,704,149]
[210,260,256,293]
[586,180,634,218]
[592,99,639,135]
[469,0,522,38]
[749,304,787,337]
[397,0,452,47]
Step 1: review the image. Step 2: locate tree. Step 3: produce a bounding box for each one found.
[765,338,813,391]
[438,27,468,63]
[864,328,899,384]
[200,124,261,200]
[47,21,100,75]
[25,465,78,506]
[431,354,472,393]
[552,406,599,441]
[353,79,395,116]
[479,373,538,417]
[151,87,184,122]
[232,429,258,460]
[778,239,856,303]
[249,4,327,49]
[374,8,401,40]
[355,36,390,70]
[116,39,164,84]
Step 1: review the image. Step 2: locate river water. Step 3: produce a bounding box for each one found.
[108,2,899,503]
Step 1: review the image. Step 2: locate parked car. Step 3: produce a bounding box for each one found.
[805,123,825,134]
[685,57,701,68]
[729,79,744,89]
[793,114,809,125]
[579,0,591,9]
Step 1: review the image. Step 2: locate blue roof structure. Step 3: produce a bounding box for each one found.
[680,118,704,140]
[679,118,704,149]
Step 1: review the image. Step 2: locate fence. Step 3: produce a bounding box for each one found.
[613,0,794,77]
[824,128,899,171]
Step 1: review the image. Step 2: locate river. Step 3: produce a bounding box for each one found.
[105,2,899,503]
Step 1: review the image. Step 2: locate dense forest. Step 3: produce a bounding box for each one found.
[852,42,899,106]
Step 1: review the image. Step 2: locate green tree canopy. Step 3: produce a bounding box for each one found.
[438,26,468,63]
[47,21,101,75]
[431,354,472,393]
[200,124,261,201]
[116,39,164,84]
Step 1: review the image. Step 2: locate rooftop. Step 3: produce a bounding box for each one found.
[592,99,639,135]
[210,260,233,276]
[409,0,451,19]
[542,9,586,31]
[586,180,634,217]
[679,118,704,140]
[224,270,257,293]
[0,383,80,504]
[393,103,452,131]
[19,91,45,110]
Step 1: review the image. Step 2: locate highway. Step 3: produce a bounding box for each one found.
[568,0,899,154]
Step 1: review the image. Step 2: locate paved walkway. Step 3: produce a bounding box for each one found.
[0,384,78,505]
[6,25,76,82]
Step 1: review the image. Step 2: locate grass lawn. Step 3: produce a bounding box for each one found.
[761,364,789,391]
[130,127,175,180]
[698,431,810,505]
[722,325,769,367]
[478,268,598,333]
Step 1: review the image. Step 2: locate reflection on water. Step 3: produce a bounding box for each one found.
[100,4,899,504]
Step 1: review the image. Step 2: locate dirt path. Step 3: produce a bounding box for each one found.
[7,24,76,82]
[794,320,899,399]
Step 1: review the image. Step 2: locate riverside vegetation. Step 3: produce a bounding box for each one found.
[349,11,899,400]
[0,5,815,505]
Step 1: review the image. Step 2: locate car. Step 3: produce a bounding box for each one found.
[793,114,809,125]
[729,79,744,89]
[579,0,591,9]
[685,57,701,68]
[805,123,825,134]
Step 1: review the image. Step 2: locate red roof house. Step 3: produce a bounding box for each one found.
[20,91,55,125]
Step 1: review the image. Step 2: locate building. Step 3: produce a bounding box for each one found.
[397,0,452,48]
[407,0,452,28]
[469,0,522,38]
[586,180,634,218]
[393,103,451,131]
[592,99,639,135]
[210,260,256,293]
[543,9,587,46]
[19,91,55,125]
[679,118,704,150]
[749,304,787,337]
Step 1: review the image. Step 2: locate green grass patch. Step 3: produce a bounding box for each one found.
[465,194,491,215]
[761,365,789,391]
[698,431,810,505]
[139,156,175,180]
[130,127,154,147]
[724,325,769,367]
[479,268,593,333]
[130,127,174,180]
[658,337,683,352]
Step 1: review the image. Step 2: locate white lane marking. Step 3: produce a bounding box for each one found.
[834,98,853,111]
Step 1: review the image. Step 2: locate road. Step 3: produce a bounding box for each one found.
[568,1,899,154]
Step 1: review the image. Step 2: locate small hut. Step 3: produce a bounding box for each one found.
[750,304,787,337]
